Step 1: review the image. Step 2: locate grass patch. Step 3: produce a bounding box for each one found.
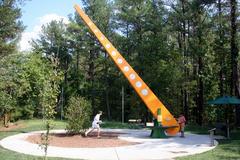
[0,119,72,160]
[177,127,240,160]
[0,120,140,160]
[0,119,66,139]
[1,120,239,160]
[177,139,240,160]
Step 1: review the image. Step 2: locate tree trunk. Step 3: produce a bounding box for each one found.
[217,0,225,96]
[88,48,95,111]
[230,0,240,126]
[105,89,111,120]
[197,56,204,126]
[4,113,9,127]
[76,51,80,87]
[181,0,189,121]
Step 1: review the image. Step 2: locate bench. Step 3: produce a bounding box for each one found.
[146,122,154,127]
[128,119,142,123]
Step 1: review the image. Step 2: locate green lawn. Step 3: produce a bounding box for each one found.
[0,120,239,160]
[0,119,72,160]
[177,126,240,160]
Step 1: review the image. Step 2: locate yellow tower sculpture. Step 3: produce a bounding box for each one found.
[74,4,180,136]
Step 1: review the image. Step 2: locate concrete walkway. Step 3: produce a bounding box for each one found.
[0,129,217,160]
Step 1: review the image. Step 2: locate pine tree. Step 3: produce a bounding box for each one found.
[0,0,24,56]
[230,0,240,126]
[68,0,114,119]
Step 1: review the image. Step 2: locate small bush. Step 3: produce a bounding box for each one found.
[65,96,92,134]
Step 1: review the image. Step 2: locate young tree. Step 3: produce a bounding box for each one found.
[32,20,71,118]
[34,53,62,158]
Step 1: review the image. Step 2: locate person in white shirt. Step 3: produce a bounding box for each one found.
[85,111,103,138]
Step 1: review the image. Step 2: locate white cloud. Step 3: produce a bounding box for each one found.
[38,14,69,26]
[19,13,69,52]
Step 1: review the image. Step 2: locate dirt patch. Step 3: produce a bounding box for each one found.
[26,131,140,148]
[0,123,25,131]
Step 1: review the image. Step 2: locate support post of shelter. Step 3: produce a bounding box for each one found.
[208,128,216,146]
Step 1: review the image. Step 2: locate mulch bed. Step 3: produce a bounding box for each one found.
[26,131,139,148]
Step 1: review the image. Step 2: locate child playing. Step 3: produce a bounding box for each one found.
[178,114,186,138]
[85,111,103,138]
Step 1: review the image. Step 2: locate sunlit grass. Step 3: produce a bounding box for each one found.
[0,119,72,160]
[177,128,240,160]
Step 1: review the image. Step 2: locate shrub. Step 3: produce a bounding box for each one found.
[65,96,92,134]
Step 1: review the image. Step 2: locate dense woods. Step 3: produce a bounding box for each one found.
[0,0,239,127]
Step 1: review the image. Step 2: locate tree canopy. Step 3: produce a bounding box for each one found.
[0,0,239,127]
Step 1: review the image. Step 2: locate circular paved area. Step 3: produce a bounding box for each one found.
[0,129,217,160]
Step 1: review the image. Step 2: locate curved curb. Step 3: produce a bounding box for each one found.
[0,129,217,160]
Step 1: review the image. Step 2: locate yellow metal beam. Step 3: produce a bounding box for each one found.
[74,4,179,135]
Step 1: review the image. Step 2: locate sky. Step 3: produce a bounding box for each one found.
[19,0,83,51]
